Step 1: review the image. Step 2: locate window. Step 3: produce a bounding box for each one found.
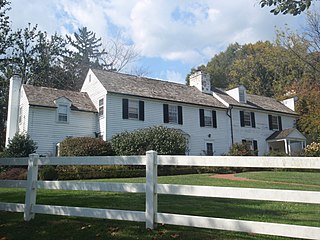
[98,98,104,117]
[199,109,217,128]
[163,104,183,125]
[240,111,255,128]
[18,106,22,124]
[58,104,68,122]
[128,100,139,119]
[205,141,214,156]
[268,115,282,131]
[122,99,144,121]
[169,105,178,123]
[239,88,245,103]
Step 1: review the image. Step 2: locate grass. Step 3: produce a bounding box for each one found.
[0,171,319,239]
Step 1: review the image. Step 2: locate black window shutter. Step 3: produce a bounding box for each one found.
[139,101,144,121]
[178,106,183,125]
[163,104,169,123]
[122,99,128,119]
[268,115,273,130]
[278,116,282,131]
[253,140,258,156]
[251,112,256,128]
[242,139,246,144]
[199,109,205,127]
[212,110,217,128]
[240,111,245,127]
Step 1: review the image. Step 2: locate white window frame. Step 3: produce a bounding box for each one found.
[239,88,246,103]
[168,105,178,124]
[243,111,252,127]
[98,98,104,117]
[128,100,139,120]
[243,139,254,151]
[271,116,279,130]
[57,104,69,123]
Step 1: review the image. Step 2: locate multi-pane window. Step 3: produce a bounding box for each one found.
[98,98,104,117]
[271,116,279,130]
[128,100,139,119]
[58,104,68,122]
[239,88,245,103]
[240,111,255,128]
[204,110,212,127]
[243,111,251,127]
[168,105,178,124]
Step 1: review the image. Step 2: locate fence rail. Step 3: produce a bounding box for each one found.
[0,152,320,239]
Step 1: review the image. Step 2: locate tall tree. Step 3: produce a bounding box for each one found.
[259,0,314,15]
[66,27,105,89]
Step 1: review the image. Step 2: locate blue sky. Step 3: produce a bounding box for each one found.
[8,0,319,84]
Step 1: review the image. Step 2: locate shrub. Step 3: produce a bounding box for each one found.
[227,143,256,156]
[39,166,58,180]
[304,142,320,157]
[111,126,187,155]
[59,137,114,156]
[0,168,27,180]
[3,133,37,157]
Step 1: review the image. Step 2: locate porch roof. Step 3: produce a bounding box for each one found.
[266,128,306,142]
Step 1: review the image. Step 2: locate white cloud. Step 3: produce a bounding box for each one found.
[165,70,185,84]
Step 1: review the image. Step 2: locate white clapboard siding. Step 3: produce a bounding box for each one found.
[0,180,27,188]
[157,155,320,168]
[38,155,146,166]
[37,181,146,193]
[157,184,320,204]
[157,213,320,240]
[0,202,25,212]
[33,204,145,222]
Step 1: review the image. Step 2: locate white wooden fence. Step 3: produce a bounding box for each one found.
[0,151,320,239]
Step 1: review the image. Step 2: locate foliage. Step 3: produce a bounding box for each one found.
[39,166,58,180]
[3,132,37,157]
[111,126,187,155]
[59,137,114,157]
[227,143,256,156]
[304,142,320,156]
[0,167,27,180]
[259,0,314,15]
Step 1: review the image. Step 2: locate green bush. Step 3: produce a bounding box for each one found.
[3,133,37,157]
[227,143,256,156]
[111,126,187,155]
[59,137,114,156]
[39,166,58,180]
[304,142,320,157]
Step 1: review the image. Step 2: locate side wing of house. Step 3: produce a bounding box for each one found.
[105,93,231,156]
[81,69,108,139]
[231,108,297,155]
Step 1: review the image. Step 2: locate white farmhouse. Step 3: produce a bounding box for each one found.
[5,69,306,156]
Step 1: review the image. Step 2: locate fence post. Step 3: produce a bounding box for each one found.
[146,150,158,229]
[24,154,39,221]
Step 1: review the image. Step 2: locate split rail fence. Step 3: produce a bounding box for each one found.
[0,151,320,239]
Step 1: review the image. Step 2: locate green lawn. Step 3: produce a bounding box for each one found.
[0,171,319,240]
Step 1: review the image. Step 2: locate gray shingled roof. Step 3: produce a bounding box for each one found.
[213,88,297,115]
[266,128,306,141]
[23,85,97,112]
[91,69,226,109]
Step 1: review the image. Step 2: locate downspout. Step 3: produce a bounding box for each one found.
[226,106,234,145]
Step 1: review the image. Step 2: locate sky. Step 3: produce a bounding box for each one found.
[7,0,319,84]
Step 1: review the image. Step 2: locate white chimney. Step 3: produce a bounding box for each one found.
[5,75,22,147]
[281,97,297,111]
[189,71,211,94]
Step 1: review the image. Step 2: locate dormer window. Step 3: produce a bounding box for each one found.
[58,104,68,122]
[239,88,245,103]
[54,97,71,124]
